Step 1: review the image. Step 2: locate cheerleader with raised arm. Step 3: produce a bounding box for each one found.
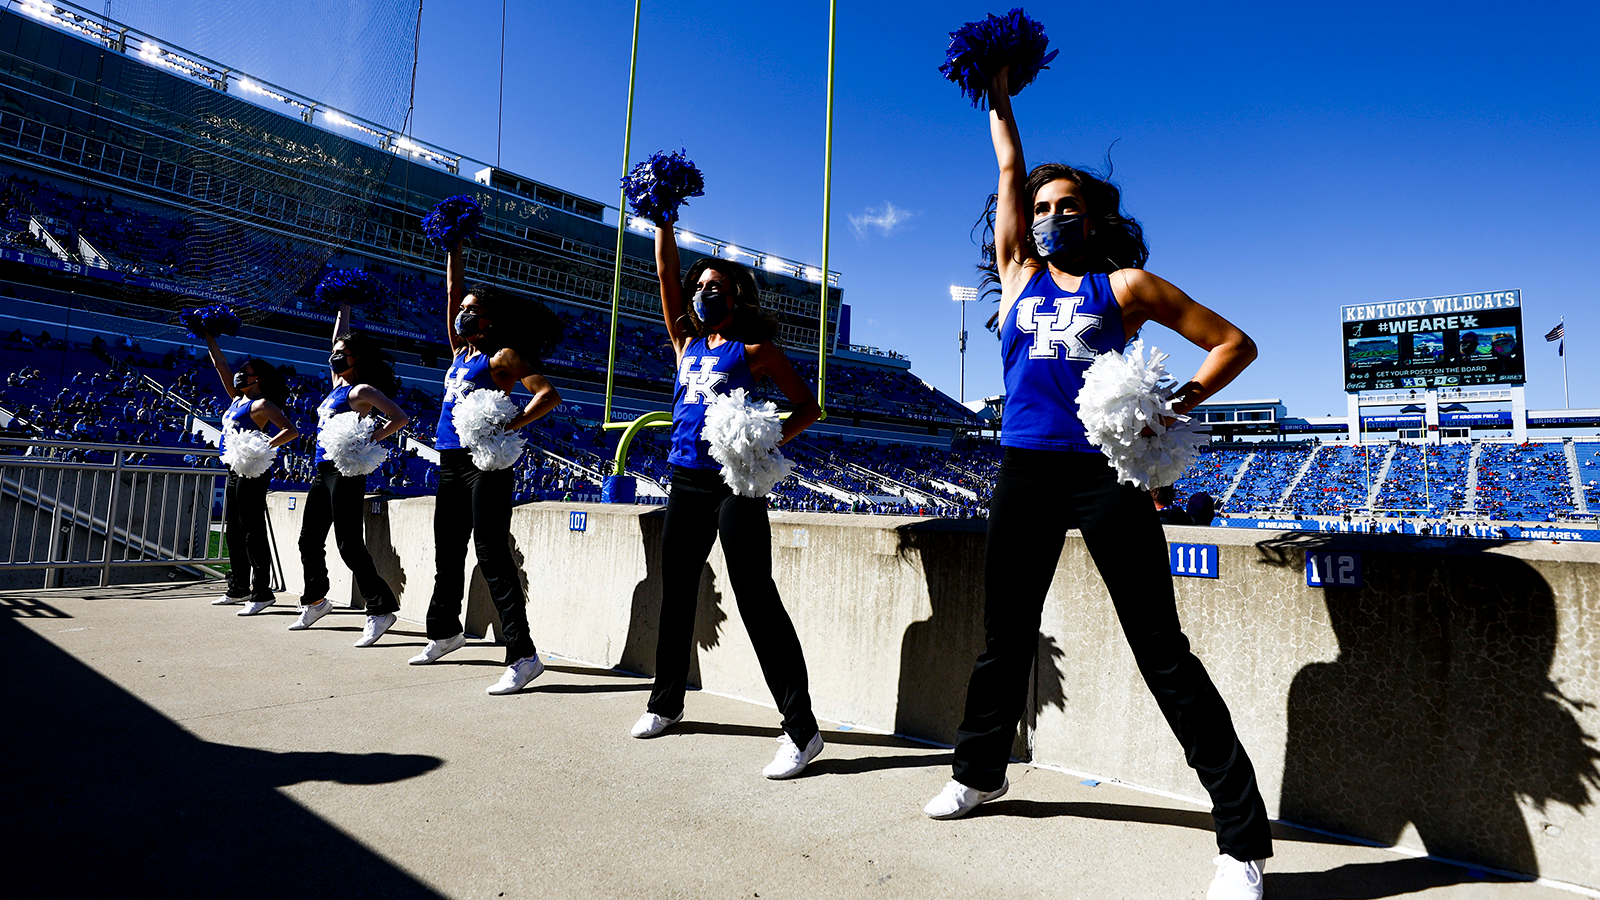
[409,201,563,696]
[197,313,299,617]
[927,15,1271,899]
[627,159,825,779]
[289,284,411,646]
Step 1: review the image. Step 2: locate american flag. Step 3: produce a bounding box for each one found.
[1545,322,1564,357]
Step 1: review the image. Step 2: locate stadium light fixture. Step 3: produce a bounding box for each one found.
[951,285,978,403]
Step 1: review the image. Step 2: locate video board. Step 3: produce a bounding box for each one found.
[1340,290,1524,392]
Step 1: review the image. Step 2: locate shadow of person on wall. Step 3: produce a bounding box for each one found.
[895,519,1067,760]
[1259,532,1600,880]
[618,508,727,689]
[366,494,407,610]
[0,613,444,897]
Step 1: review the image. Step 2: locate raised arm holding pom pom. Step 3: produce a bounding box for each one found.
[412,215,563,694]
[927,33,1275,899]
[633,198,824,779]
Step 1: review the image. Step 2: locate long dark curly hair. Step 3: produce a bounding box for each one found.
[463,284,565,365]
[333,330,401,400]
[974,159,1149,304]
[679,257,778,344]
[238,358,289,407]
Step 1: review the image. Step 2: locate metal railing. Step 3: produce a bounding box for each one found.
[0,437,276,588]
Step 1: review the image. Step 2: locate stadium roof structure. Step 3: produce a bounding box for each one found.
[10,0,841,287]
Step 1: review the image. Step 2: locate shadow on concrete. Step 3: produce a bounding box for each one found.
[1264,857,1517,899]
[893,519,988,746]
[670,719,947,751]
[529,681,651,695]
[895,519,1062,762]
[805,751,955,776]
[367,495,407,611]
[1258,532,1600,878]
[0,613,444,896]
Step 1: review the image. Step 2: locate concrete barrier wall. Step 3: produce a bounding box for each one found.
[265,495,1600,889]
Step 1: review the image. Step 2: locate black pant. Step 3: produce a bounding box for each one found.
[425,449,534,664]
[224,471,272,600]
[953,448,1273,861]
[298,461,398,615]
[649,466,818,745]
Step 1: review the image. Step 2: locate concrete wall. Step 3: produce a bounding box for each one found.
[265,495,1600,889]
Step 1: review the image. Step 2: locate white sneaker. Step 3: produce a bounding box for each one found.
[237,598,275,616]
[1207,856,1265,900]
[354,613,396,647]
[631,711,683,738]
[212,593,249,606]
[287,599,332,631]
[923,778,1009,819]
[407,632,466,665]
[486,655,545,695]
[763,731,824,779]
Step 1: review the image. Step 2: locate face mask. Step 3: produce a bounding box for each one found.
[692,289,730,327]
[454,310,483,338]
[329,353,352,374]
[1030,214,1088,263]
[232,372,254,390]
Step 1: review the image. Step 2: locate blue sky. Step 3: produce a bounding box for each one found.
[115,0,1600,416]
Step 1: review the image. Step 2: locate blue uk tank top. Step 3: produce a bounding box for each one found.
[999,269,1126,452]
[312,383,355,465]
[669,337,757,469]
[221,394,260,453]
[435,349,496,451]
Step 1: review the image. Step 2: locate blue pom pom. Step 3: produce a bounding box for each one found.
[622,150,705,226]
[179,304,241,338]
[179,307,208,339]
[314,269,387,309]
[421,194,483,250]
[939,8,1058,110]
[204,305,241,337]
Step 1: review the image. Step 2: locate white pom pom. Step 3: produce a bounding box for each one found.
[452,389,525,471]
[317,411,389,476]
[219,427,277,479]
[1076,340,1206,490]
[702,388,794,498]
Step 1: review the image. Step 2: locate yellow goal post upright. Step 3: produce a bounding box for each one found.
[599,0,839,503]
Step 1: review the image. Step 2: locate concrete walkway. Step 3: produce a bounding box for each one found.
[2,583,1585,899]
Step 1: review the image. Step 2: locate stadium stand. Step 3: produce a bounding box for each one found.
[1474,442,1576,522]
[1224,442,1315,513]
[1374,442,1471,514]
[1286,444,1377,515]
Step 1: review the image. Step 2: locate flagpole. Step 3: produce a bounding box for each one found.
[1562,316,1569,409]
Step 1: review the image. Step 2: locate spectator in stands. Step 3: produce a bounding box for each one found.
[199,327,299,615]
[1152,485,1195,525]
[289,304,411,645]
[923,65,1271,900]
[1186,492,1217,527]
[627,215,825,781]
[407,230,563,699]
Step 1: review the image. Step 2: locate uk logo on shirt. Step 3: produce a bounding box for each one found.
[1014,296,1101,360]
[678,356,728,405]
[443,366,475,404]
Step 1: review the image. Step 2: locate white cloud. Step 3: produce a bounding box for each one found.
[848,201,913,239]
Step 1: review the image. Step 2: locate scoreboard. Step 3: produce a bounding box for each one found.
[1340,290,1524,392]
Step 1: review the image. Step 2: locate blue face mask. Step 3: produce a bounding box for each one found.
[692,289,730,327]
[1031,214,1088,263]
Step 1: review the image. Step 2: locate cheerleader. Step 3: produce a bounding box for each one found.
[408,233,562,696]
[290,302,410,645]
[201,332,298,617]
[923,64,1272,900]
[630,218,825,780]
